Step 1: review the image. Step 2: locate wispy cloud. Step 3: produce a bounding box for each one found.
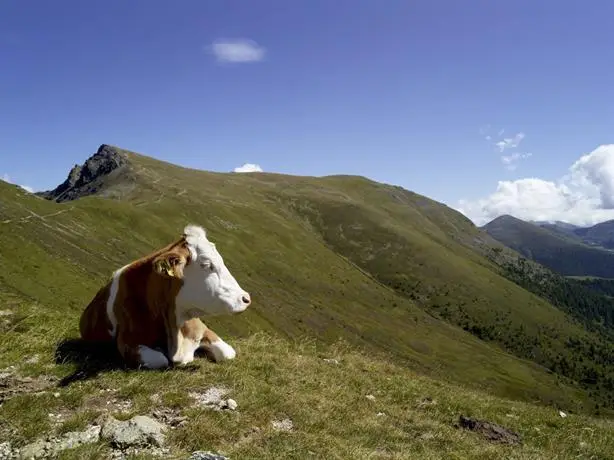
[495,132,525,152]
[501,152,532,171]
[1,173,34,193]
[233,163,263,173]
[480,126,531,171]
[208,38,266,63]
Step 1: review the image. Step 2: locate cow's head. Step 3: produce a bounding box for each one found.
[153,225,251,316]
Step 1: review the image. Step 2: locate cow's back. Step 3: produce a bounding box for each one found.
[79,281,114,342]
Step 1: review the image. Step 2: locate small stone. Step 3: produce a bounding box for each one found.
[376,412,385,417]
[189,452,229,460]
[18,439,48,459]
[53,425,101,451]
[53,393,60,398]
[271,418,294,432]
[366,394,376,401]
[25,355,40,364]
[416,396,436,408]
[189,387,230,410]
[224,398,238,411]
[0,442,13,459]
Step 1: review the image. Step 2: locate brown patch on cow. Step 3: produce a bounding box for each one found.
[79,282,113,342]
[79,235,193,367]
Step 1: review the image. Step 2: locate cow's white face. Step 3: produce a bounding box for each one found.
[155,225,251,317]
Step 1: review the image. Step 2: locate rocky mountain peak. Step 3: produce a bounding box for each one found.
[38,144,129,203]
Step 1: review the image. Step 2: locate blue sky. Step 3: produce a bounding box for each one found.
[2,1,614,225]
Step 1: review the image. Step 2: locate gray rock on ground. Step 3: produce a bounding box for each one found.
[271,418,294,432]
[189,452,229,460]
[100,414,166,449]
[189,387,237,411]
[0,442,14,459]
[18,425,101,459]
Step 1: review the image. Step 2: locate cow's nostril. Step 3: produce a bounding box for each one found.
[242,294,251,305]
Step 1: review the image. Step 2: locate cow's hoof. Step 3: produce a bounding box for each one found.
[209,340,236,362]
[138,345,170,369]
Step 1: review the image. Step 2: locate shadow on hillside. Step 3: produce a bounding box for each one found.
[54,338,203,387]
[54,338,126,386]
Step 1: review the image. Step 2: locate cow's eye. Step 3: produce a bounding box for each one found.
[200,261,214,271]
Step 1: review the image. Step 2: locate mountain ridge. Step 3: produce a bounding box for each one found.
[482,214,614,278]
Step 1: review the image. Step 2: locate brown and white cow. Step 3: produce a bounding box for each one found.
[79,224,251,369]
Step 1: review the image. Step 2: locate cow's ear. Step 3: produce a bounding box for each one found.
[153,252,187,278]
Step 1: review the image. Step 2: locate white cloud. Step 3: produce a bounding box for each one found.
[208,38,266,63]
[495,132,525,152]
[457,144,614,227]
[233,163,263,173]
[1,173,34,193]
[480,127,531,170]
[501,152,532,171]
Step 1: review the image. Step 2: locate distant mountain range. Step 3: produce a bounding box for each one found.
[482,215,614,278]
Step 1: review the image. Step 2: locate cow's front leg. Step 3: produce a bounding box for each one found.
[167,322,198,366]
[199,326,236,362]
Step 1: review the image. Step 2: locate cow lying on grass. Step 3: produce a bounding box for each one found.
[79,224,251,369]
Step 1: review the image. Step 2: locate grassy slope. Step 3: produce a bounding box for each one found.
[274,178,614,409]
[1,147,613,456]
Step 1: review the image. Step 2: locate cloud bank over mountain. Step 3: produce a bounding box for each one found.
[458,144,614,226]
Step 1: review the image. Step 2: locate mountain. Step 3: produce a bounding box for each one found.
[574,220,614,249]
[483,215,614,278]
[36,144,131,203]
[531,218,614,250]
[2,144,614,456]
[532,220,584,241]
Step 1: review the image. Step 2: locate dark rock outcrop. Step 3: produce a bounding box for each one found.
[38,144,128,203]
[456,415,522,445]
